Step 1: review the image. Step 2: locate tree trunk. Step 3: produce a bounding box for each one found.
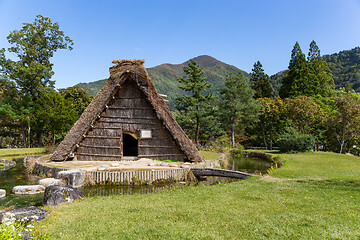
[195,115,200,147]
[261,122,268,150]
[21,120,27,148]
[231,116,236,147]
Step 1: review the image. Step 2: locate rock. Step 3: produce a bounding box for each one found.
[160,162,169,166]
[180,165,190,169]
[169,163,179,167]
[97,165,107,171]
[12,185,45,195]
[44,185,85,206]
[38,178,64,187]
[57,170,85,188]
[148,163,157,166]
[0,206,49,224]
[0,189,5,198]
[110,162,120,167]
[0,158,16,171]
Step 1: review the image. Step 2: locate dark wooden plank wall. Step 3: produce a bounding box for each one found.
[75,79,186,161]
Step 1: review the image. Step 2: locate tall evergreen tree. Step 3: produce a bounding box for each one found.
[176,60,214,146]
[307,40,334,96]
[220,72,261,147]
[279,41,334,98]
[279,42,307,98]
[250,61,273,98]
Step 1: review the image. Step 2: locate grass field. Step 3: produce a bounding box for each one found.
[0,147,46,157]
[39,151,360,239]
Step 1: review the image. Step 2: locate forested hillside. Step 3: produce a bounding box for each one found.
[76,55,249,109]
[270,47,360,93]
[323,47,360,91]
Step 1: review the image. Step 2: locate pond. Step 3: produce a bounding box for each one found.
[0,154,271,208]
[226,153,272,174]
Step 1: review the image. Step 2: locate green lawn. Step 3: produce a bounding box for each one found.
[40,152,360,239]
[0,147,46,157]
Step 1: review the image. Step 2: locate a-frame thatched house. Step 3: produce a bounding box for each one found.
[51,59,203,162]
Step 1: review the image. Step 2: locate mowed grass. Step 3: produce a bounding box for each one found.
[40,152,360,239]
[0,147,46,157]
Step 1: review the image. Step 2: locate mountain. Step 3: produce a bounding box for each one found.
[76,55,249,109]
[269,47,360,93]
[322,47,360,91]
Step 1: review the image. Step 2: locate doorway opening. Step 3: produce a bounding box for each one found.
[123,133,138,157]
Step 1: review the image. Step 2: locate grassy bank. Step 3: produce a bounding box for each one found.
[0,147,46,157]
[40,151,360,239]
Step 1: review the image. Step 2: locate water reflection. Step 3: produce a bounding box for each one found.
[227,154,272,174]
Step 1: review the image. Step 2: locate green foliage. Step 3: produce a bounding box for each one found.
[323,47,360,91]
[35,90,78,145]
[176,60,216,146]
[325,92,360,153]
[220,72,261,146]
[59,86,93,117]
[0,15,73,147]
[279,41,334,98]
[0,15,73,101]
[250,61,273,98]
[0,213,49,239]
[277,131,315,153]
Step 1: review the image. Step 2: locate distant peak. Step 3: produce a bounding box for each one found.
[187,55,222,67]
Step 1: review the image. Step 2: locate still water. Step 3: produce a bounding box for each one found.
[0,155,271,208]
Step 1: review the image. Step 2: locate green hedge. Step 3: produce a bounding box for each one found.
[277,133,315,153]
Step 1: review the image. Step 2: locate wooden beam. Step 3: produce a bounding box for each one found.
[190,168,254,179]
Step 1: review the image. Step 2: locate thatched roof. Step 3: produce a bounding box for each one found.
[50,59,203,162]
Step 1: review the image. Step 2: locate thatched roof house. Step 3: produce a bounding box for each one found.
[50,59,203,162]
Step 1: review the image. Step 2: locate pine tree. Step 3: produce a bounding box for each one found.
[250,61,273,98]
[176,60,214,146]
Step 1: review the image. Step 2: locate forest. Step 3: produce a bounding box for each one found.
[0,15,359,155]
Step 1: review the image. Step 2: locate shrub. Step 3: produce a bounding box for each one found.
[277,133,315,153]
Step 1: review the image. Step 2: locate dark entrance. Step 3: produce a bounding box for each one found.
[123,133,138,156]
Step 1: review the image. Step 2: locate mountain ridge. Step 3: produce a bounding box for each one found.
[76,55,249,109]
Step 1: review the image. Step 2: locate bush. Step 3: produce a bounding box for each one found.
[277,133,315,153]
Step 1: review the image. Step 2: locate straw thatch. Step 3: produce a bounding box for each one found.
[50,59,203,162]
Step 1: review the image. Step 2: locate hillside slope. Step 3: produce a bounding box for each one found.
[269,47,360,93]
[76,55,248,109]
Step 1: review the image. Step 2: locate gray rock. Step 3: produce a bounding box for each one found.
[160,162,169,166]
[0,206,49,224]
[12,185,45,195]
[0,189,5,198]
[44,185,85,206]
[180,165,190,169]
[0,158,16,171]
[38,178,64,187]
[169,163,179,167]
[110,162,120,167]
[57,170,85,188]
[97,165,108,171]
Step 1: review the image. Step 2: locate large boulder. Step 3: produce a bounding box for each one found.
[0,158,16,171]
[0,189,5,198]
[0,206,49,224]
[12,185,45,195]
[44,185,84,206]
[38,178,65,187]
[57,170,85,188]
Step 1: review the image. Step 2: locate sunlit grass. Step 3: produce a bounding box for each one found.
[0,147,46,157]
[39,151,360,239]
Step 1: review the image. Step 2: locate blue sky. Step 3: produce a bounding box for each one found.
[1,0,360,89]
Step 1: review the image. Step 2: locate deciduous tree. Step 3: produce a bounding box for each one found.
[220,72,261,147]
